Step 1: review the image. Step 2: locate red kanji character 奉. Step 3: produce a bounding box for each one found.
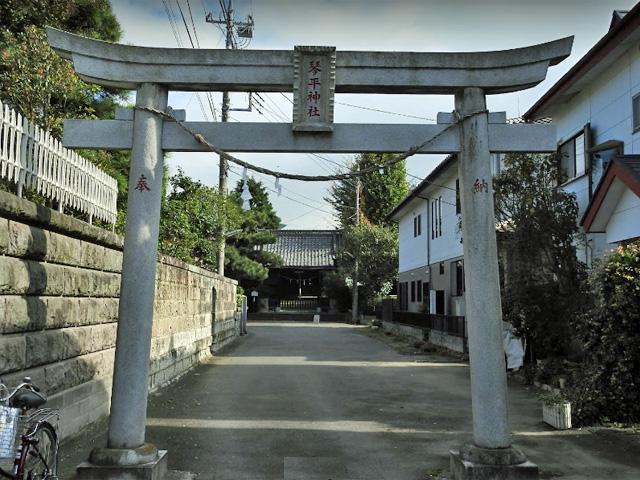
[307,106,320,117]
[135,174,151,192]
[309,60,321,75]
[308,77,321,90]
[307,91,321,104]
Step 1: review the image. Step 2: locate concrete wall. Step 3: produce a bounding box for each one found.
[0,191,238,440]
[381,320,466,353]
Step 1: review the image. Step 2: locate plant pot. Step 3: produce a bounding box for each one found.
[543,401,571,429]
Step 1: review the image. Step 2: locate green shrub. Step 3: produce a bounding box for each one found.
[569,243,640,425]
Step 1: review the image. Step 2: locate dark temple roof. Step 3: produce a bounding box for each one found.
[259,230,343,269]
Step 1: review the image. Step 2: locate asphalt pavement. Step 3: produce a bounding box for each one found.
[58,322,640,479]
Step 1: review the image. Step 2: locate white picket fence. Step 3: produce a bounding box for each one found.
[0,100,118,225]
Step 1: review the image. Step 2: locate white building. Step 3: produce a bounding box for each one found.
[524,6,640,262]
[388,153,505,316]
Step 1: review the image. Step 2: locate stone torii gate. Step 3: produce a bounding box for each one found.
[47,28,572,479]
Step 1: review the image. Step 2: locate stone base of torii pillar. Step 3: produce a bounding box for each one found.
[77,445,168,480]
[450,444,538,479]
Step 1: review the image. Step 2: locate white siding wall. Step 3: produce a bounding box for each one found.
[551,46,640,260]
[428,176,463,264]
[606,188,640,243]
[398,202,429,273]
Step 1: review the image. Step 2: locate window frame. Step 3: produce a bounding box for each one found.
[633,93,640,133]
[558,124,590,182]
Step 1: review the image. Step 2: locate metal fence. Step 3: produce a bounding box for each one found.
[0,100,118,225]
[271,297,331,312]
[391,311,467,338]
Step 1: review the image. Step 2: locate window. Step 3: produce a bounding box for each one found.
[416,280,423,303]
[589,140,623,196]
[431,197,442,239]
[439,262,444,275]
[411,281,416,302]
[559,126,589,180]
[399,282,408,310]
[413,214,422,237]
[633,93,640,132]
[450,260,464,297]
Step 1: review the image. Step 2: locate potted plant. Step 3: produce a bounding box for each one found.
[539,392,571,429]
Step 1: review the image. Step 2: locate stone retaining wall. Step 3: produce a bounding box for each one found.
[0,191,238,440]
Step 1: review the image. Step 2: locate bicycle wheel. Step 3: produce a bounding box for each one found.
[22,422,57,480]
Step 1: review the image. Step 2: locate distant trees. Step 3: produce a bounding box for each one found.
[325,153,408,227]
[224,178,283,290]
[324,153,407,313]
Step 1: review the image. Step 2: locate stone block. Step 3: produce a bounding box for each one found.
[94,271,121,297]
[7,221,48,260]
[45,358,81,394]
[0,335,26,373]
[46,230,82,266]
[0,218,9,254]
[91,323,117,351]
[3,295,47,332]
[77,298,119,326]
[0,257,30,294]
[45,297,80,328]
[26,330,64,367]
[61,326,93,357]
[81,241,106,270]
[103,248,123,273]
[64,266,95,296]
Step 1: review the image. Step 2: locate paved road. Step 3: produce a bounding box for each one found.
[59,322,640,479]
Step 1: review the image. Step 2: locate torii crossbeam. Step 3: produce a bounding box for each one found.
[47,27,572,480]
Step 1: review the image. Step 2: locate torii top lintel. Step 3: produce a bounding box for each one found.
[46,27,572,95]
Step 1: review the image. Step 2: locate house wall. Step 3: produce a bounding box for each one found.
[606,188,640,243]
[397,203,429,273]
[396,168,464,313]
[0,191,238,441]
[551,45,640,261]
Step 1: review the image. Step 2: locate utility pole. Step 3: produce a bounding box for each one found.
[351,176,361,324]
[206,0,254,275]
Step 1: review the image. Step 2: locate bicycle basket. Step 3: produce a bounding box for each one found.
[0,405,20,464]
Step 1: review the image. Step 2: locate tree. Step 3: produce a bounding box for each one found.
[325,153,408,226]
[493,153,586,359]
[0,0,124,137]
[569,243,640,425]
[224,178,283,289]
[159,168,241,271]
[0,0,131,227]
[337,219,398,312]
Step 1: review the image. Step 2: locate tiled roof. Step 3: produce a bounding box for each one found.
[259,230,343,269]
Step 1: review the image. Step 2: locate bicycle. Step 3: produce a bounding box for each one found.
[0,377,59,479]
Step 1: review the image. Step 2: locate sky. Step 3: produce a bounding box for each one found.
[106,0,639,229]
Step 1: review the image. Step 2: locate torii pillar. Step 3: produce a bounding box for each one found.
[47,27,572,479]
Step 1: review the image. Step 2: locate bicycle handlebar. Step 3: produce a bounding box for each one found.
[0,377,46,405]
